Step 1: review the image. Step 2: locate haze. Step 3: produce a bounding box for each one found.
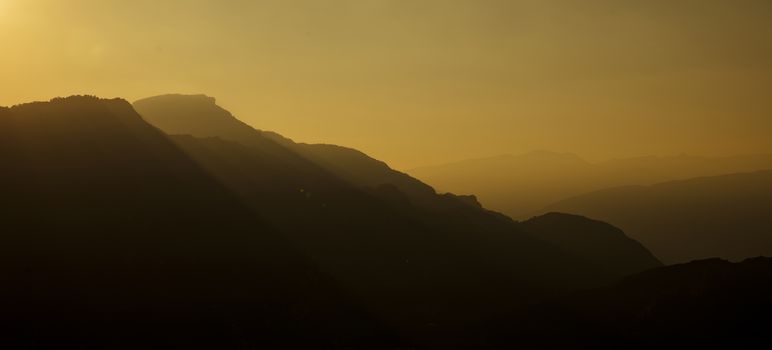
[2,0,772,169]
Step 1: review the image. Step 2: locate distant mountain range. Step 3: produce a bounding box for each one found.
[409,151,772,219]
[547,170,772,264]
[0,95,663,348]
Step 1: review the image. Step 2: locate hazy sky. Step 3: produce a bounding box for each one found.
[2,0,772,169]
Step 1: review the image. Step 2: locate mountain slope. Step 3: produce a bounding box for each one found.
[409,152,772,219]
[546,170,772,264]
[134,94,464,209]
[520,213,662,276]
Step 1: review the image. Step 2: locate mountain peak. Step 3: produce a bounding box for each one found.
[133,93,299,154]
[9,95,130,109]
[5,95,147,127]
[134,94,252,136]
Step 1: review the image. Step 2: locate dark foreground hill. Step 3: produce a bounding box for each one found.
[547,170,772,263]
[1,96,660,348]
[520,213,661,278]
[489,257,772,349]
[0,97,383,349]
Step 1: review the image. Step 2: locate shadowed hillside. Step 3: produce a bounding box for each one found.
[546,170,772,264]
[0,96,381,349]
[410,152,772,219]
[521,213,662,277]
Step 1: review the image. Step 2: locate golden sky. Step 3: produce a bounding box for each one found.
[2,0,772,169]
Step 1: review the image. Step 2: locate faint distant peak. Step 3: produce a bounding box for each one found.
[517,150,585,161]
[411,150,587,172]
[134,93,216,105]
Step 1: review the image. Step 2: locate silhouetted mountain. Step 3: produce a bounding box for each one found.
[0,95,666,348]
[410,151,772,219]
[136,94,684,343]
[488,257,772,349]
[0,96,382,349]
[546,170,772,264]
[521,213,662,276]
[133,94,665,284]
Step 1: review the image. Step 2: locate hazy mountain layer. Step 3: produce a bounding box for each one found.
[409,151,772,219]
[546,170,772,264]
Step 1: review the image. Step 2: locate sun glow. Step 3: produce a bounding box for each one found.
[0,1,14,19]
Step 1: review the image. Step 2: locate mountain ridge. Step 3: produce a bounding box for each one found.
[546,169,772,263]
[3,94,769,348]
[134,94,480,211]
[132,93,662,284]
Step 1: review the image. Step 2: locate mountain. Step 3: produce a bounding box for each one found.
[133,94,663,273]
[1,95,661,348]
[132,94,670,342]
[0,96,379,349]
[546,170,772,264]
[133,93,664,271]
[488,257,772,349]
[520,213,662,276]
[409,151,772,219]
